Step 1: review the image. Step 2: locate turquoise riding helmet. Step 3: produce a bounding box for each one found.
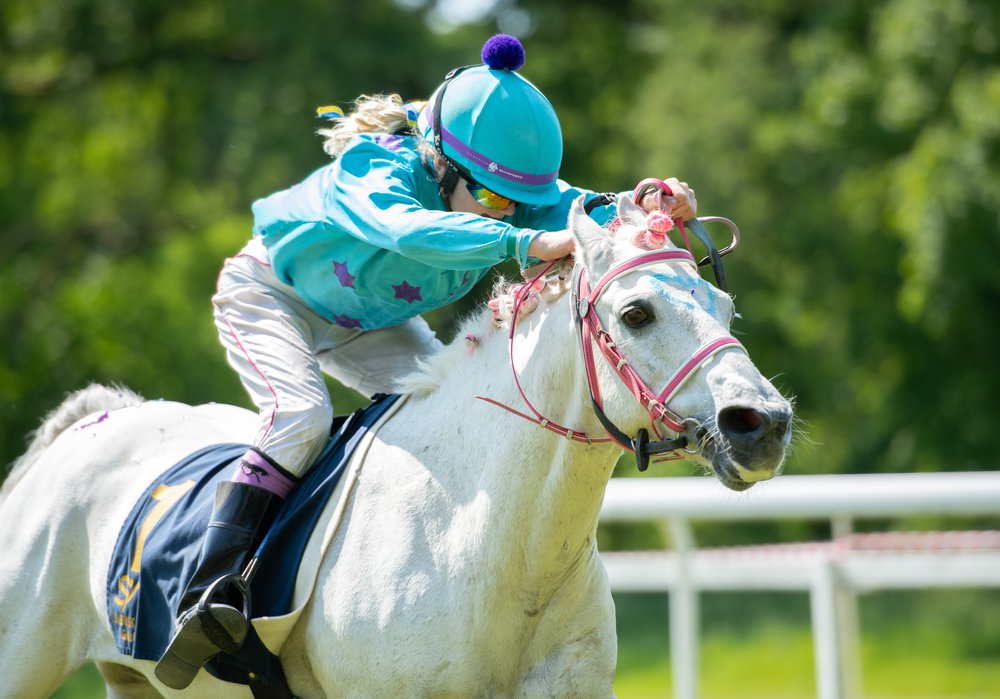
[418,35,563,207]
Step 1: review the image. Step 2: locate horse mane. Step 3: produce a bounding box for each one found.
[395,263,575,398]
[3,383,145,497]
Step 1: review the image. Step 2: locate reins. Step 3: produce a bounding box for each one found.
[476,257,615,446]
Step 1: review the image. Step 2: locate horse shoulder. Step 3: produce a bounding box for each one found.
[292,398,617,695]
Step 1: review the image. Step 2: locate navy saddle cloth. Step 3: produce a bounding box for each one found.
[106,394,399,661]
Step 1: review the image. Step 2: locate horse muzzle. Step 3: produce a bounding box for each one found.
[699,402,793,491]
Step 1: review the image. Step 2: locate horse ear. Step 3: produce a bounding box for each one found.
[616,194,647,231]
[569,196,615,274]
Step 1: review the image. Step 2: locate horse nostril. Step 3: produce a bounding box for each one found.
[718,407,767,441]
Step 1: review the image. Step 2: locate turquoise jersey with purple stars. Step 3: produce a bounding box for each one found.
[253,133,617,330]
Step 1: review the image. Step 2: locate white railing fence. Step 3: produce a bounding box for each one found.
[599,471,1000,699]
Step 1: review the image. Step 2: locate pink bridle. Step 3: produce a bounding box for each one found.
[477,179,747,469]
[476,246,746,470]
[574,248,746,469]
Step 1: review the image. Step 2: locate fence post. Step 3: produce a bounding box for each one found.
[811,558,841,699]
[835,568,863,699]
[812,558,858,699]
[829,515,863,699]
[668,517,698,699]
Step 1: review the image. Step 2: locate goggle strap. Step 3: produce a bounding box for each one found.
[438,164,461,209]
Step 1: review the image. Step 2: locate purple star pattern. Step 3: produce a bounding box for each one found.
[392,281,422,303]
[333,314,362,329]
[332,260,355,288]
[377,135,403,151]
[450,272,473,297]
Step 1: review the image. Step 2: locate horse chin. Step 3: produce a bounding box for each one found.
[700,441,780,492]
[679,444,756,491]
[710,459,757,492]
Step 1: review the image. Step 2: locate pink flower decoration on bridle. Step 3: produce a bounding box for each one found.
[629,210,675,250]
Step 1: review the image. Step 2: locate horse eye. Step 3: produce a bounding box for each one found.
[621,304,652,328]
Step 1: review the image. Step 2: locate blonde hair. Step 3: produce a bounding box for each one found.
[318,93,416,158]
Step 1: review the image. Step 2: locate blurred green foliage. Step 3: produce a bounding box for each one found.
[3,0,999,485]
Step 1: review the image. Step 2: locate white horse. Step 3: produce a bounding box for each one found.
[0,195,792,698]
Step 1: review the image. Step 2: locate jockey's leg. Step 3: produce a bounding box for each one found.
[154,449,298,689]
[155,241,339,688]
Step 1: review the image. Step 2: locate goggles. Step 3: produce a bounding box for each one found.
[465,178,516,211]
[437,146,518,211]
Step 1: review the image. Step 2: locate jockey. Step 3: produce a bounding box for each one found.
[155,34,696,688]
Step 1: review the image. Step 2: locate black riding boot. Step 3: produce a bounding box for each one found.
[154,480,284,689]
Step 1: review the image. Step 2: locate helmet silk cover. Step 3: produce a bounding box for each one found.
[420,66,563,206]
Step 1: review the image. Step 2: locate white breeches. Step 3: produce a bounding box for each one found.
[212,238,442,476]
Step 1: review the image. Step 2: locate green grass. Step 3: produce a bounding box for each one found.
[613,590,1000,699]
[51,663,104,699]
[54,590,1000,698]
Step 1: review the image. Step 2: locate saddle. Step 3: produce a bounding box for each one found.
[106,394,402,695]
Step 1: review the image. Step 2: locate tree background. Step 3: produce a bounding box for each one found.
[3,0,998,483]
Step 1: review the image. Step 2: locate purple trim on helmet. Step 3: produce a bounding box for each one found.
[438,123,558,186]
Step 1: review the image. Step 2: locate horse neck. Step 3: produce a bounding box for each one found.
[403,296,622,587]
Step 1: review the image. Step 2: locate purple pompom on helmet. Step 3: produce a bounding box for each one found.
[418,32,562,205]
[481,34,526,71]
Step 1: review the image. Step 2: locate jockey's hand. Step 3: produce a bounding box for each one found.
[638,177,697,221]
[527,229,575,261]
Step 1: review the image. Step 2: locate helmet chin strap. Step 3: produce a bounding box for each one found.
[437,161,461,211]
[421,149,462,212]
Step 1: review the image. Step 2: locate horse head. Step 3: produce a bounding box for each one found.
[567,194,793,491]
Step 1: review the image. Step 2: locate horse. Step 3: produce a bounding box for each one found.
[0,193,792,698]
